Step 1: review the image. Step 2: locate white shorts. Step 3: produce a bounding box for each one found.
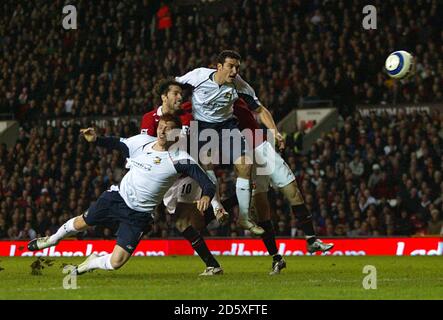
[254,141,296,193]
[163,176,202,214]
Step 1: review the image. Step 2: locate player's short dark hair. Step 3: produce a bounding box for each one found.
[154,78,182,97]
[217,50,242,65]
[158,113,182,129]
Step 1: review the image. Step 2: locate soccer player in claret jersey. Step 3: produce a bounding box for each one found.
[27,115,218,276]
[176,50,276,235]
[140,79,228,221]
[140,79,227,275]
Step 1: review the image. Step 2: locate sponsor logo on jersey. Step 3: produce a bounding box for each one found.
[127,159,152,171]
[224,92,232,99]
[153,156,162,164]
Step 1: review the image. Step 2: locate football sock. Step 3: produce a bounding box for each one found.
[86,254,114,271]
[49,217,79,244]
[292,204,317,244]
[236,177,251,222]
[257,220,278,256]
[182,226,220,268]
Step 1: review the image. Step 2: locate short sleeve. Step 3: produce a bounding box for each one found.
[234,75,262,109]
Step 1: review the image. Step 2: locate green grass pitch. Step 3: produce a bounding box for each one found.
[0,256,442,300]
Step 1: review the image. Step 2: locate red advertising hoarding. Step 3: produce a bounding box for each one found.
[1,237,442,257]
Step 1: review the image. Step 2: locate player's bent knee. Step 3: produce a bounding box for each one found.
[175,203,194,232]
[176,218,191,233]
[110,261,123,270]
[110,255,128,270]
[281,182,304,205]
[74,215,89,231]
[112,245,131,269]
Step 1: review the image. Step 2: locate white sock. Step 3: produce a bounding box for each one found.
[207,170,223,210]
[86,254,114,271]
[236,177,251,221]
[49,218,79,244]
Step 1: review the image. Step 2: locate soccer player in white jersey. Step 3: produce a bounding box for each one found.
[176,50,284,235]
[27,115,221,276]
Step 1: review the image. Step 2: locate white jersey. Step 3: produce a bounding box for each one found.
[163,176,202,214]
[97,134,215,212]
[117,135,214,213]
[120,134,156,157]
[176,67,262,123]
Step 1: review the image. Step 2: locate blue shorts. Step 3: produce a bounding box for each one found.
[83,191,153,254]
[193,117,249,165]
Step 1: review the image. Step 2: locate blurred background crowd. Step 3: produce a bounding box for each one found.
[1,0,443,239]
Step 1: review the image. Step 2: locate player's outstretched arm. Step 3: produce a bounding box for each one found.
[80,128,129,158]
[235,75,285,151]
[254,105,285,151]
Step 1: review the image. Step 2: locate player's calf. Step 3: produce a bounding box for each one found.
[235,168,264,235]
[27,216,87,251]
[182,225,222,272]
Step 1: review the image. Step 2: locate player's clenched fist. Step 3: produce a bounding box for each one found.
[276,132,285,152]
[80,127,97,142]
[195,196,211,214]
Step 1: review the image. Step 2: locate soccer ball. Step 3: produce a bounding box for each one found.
[385,51,415,79]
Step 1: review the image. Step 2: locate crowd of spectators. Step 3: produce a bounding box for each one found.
[1,0,443,239]
[283,109,443,237]
[2,109,443,239]
[1,0,442,122]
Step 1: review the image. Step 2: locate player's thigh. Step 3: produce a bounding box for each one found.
[256,141,295,188]
[82,191,116,226]
[116,218,151,255]
[222,121,251,166]
[175,202,205,232]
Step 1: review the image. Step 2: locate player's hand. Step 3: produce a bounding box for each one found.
[276,132,285,152]
[214,207,229,224]
[195,196,211,214]
[80,127,97,142]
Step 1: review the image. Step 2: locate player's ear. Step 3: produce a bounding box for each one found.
[217,62,223,71]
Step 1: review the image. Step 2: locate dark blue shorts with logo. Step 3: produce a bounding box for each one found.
[192,117,249,165]
[83,190,153,254]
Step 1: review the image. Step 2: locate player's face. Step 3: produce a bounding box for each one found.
[217,58,240,83]
[163,85,183,112]
[157,120,178,147]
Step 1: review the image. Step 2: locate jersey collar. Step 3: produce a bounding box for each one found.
[157,105,163,117]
